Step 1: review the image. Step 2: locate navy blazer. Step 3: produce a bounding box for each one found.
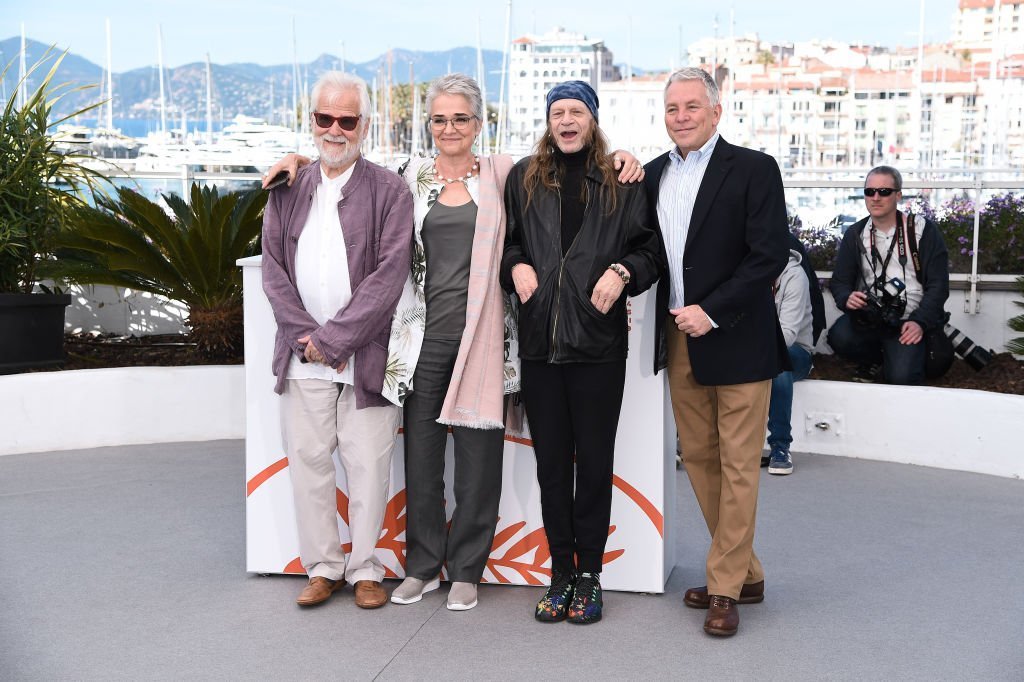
[644,136,791,385]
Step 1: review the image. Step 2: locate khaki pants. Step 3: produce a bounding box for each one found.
[666,323,769,600]
[281,379,400,584]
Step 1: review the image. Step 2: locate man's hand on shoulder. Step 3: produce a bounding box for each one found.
[262,153,313,189]
[611,150,645,184]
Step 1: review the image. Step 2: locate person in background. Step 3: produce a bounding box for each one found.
[763,244,815,475]
[501,80,663,625]
[827,166,949,385]
[261,71,413,609]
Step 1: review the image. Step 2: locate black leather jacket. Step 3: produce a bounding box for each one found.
[500,156,664,363]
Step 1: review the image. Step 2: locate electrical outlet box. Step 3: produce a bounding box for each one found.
[804,411,844,436]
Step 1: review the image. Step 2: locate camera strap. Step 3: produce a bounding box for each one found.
[906,213,924,282]
[868,212,906,282]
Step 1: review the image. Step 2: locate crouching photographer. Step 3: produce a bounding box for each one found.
[827,166,950,385]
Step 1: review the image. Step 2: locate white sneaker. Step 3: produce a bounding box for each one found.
[446,582,478,611]
[390,576,440,605]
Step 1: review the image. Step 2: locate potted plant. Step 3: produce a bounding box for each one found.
[44,183,266,362]
[0,48,105,373]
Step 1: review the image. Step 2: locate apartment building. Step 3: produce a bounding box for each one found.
[953,0,1024,54]
[507,27,617,152]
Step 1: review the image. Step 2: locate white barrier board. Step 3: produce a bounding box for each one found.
[240,256,675,592]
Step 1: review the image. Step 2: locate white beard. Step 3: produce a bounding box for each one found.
[315,133,360,170]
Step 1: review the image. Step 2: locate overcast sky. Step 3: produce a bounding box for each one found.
[6,0,959,72]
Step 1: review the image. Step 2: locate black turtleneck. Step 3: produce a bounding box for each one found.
[555,147,588,256]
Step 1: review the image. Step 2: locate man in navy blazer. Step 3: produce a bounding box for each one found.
[643,67,790,637]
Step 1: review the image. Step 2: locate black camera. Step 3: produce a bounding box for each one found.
[854,277,907,329]
[944,324,993,371]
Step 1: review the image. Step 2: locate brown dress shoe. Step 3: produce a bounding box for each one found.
[684,580,764,609]
[296,576,345,607]
[704,595,739,636]
[354,580,387,609]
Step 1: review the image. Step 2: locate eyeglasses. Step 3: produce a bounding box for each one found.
[312,112,361,131]
[429,115,477,130]
[863,187,898,197]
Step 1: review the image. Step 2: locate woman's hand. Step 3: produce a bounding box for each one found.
[612,150,645,184]
[262,154,312,188]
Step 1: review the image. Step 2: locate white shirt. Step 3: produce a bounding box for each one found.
[860,212,925,318]
[658,132,720,311]
[287,164,356,384]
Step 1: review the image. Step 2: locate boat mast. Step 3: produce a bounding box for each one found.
[476,19,489,154]
[496,0,512,154]
[386,50,393,160]
[205,53,213,145]
[105,18,114,130]
[291,16,299,140]
[157,25,166,135]
[410,64,419,157]
[19,24,27,109]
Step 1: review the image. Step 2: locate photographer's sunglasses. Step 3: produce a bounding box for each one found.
[863,187,897,197]
[312,112,361,131]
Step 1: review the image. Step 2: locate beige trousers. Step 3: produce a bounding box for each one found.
[281,379,400,584]
[666,323,769,600]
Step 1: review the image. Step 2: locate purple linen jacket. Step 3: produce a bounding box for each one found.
[261,156,414,407]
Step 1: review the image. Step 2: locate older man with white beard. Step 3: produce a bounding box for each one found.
[261,71,413,609]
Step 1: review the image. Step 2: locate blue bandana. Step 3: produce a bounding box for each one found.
[545,80,599,122]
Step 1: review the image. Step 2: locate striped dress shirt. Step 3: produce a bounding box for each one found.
[657,132,720,311]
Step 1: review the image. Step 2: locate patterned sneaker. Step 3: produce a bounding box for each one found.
[568,572,603,624]
[535,570,577,622]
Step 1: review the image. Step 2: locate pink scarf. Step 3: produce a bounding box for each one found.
[438,155,515,429]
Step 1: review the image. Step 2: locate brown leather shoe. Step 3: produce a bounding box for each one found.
[684,580,764,609]
[296,576,345,607]
[704,595,739,636]
[354,580,387,609]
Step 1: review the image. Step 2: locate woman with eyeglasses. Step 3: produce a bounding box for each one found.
[263,73,645,611]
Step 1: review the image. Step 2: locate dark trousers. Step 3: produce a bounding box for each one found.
[521,359,626,574]
[403,338,505,583]
[827,313,926,385]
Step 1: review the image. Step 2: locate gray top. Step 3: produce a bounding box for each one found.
[423,199,477,340]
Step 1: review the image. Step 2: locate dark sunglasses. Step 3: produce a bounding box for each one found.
[312,112,361,131]
[863,187,897,197]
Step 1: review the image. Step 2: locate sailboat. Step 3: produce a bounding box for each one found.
[55,18,140,160]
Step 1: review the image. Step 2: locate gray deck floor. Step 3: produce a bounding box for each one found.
[1,440,1022,681]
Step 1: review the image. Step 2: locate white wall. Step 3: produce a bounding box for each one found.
[792,380,1024,479]
[0,366,245,456]
[64,284,189,336]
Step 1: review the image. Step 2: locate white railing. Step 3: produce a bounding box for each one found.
[95,165,1024,316]
[780,172,1024,314]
